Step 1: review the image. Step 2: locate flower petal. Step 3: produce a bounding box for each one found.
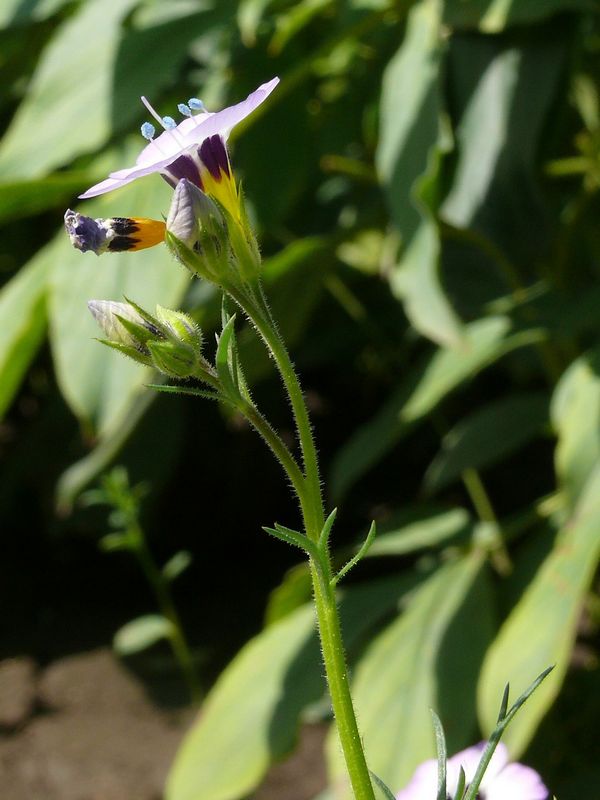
[484,763,549,800]
[79,78,279,199]
[395,759,438,800]
[446,743,508,795]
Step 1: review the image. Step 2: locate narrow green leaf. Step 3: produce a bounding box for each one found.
[318,507,338,551]
[366,508,471,558]
[162,551,193,582]
[113,614,174,656]
[425,392,549,492]
[431,710,447,800]
[215,314,240,401]
[332,521,376,586]
[370,771,397,800]
[478,467,600,754]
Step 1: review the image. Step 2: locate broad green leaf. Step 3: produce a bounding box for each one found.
[377,0,463,348]
[441,38,565,263]
[264,563,312,626]
[332,316,543,498]
[551,347,600,507]
[0,255,48,419]
[425,392,550,492]
[366,507,471,557]
[114,614,174,656]
[48,162,187,436]
[167,576,418,800]
[0,0,139,178]
[0,0,67,27]
[444,0,592,32]
[327,554,493,797]
[0,172,99,223]
[478,466,600,755]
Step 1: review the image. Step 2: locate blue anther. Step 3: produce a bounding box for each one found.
[162,116,177,129]
[188,98,205,111]
[178,103,192,117]
[140,121,155,140]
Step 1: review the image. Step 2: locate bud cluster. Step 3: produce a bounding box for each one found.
[88,299,211,380]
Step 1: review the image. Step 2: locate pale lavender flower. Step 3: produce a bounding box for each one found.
[396,743,548,800]
[80,78,279,199]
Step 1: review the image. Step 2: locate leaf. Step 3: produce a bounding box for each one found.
[113,614,174,656]
[331,315,540,499]
[551,347,600,507]
[0,255,48,419]
[366,507,471,558]
[166,575,418,800]
[270,0,332,55]
[326,554,494,797]
[477,466,600,755]
[424,392,550,492]
[443,0,592,32]
[237,0,275,45]
[0,172,99,223]
[48,162,187,436]
[0,0,68,27]
[377,0,463,348]
[0,0,140,179]
[264,563,312,626]
[162,551,193,582]
[441,36,566,265]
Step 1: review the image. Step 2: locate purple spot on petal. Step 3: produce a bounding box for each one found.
[199,135,230,180]
[164,154,202,188]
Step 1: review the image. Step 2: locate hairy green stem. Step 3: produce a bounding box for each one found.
[230,283,376,800]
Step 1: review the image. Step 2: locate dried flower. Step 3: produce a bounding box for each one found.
[65,210,165,254]
[396,743,548,800]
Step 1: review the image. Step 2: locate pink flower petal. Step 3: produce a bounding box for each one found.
[445,743,508,795]
[396,759,438,800]
[79,78,279,199]
[485,763,549,800]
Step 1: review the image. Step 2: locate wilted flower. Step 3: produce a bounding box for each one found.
[396,743,548,800]
[64,210,165,254]
[79,78,279,202]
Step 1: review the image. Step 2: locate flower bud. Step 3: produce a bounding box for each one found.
[148,340,197,378]
[155,305,202,355]
[166,179,223,249]
[87,300,161,359]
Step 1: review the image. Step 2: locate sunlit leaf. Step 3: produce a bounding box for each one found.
[366,507,471,558]
[114,614,174,656]
[478,466,600,754]
[444,0,592,32]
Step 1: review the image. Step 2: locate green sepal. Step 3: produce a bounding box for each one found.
[114,312,161,346]
[148,339,197,378]
[156,305,203,355]
[331,520,377,587]
[165,230,216,281]
[369,771,396,800]
[431,710,447,800]
[318,507,338,551]
[216,314,241,401]
[96,338,152,367]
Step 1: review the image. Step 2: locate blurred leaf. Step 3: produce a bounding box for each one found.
[425,392,550,492]
[270,0,332,55]
[0,0,68,27]
[441,36,565,265]
[98,532,131,552]
[478,466,600,755]
[366,507,471,557]
[377,0,463,348]
[114,614,174,655]
[332,316,544,499]
[444,0,592,32]
[264,562,312,626]
[237,0,274,45]
[163,550,193,582]
[327,553,493,797]
[48,157,187,436]
[167,575,418,800]
[551,347,600,508]
[0,0,139,179]
[0,172,97,223]
[0,255,48,419]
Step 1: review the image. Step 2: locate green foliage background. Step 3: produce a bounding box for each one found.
[1,0,600,798]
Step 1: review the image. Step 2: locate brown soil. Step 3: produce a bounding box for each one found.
[0,650,326,800]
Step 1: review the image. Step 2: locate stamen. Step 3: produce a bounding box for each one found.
[141,95,166,127]
[140,122,155,141]
[140,95,187,147]
[162,116,176,129]
[178,103,192,117]
[188,98,205,111]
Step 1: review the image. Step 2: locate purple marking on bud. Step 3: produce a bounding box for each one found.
[163,154,203,189]
[198,135,230,180]
[64,210,108,254]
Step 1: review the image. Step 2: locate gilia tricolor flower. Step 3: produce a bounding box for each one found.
[78,78,279,222]
[64,210,165,254]
[395,742,549,800]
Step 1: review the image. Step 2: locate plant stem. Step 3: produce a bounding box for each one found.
[231,283,376,800]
